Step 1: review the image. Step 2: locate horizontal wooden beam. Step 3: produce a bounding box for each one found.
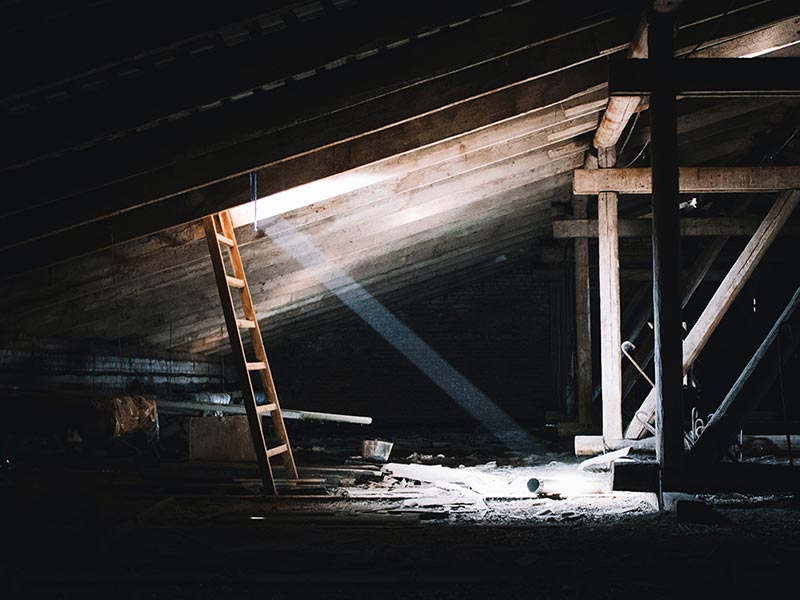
[609,57,800,96]
[593,7,800,147]
[2,157,577,349]
[553,217,800,237]
[573,166,800,194]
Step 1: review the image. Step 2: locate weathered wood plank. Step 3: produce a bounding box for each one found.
[598,189,623,440]
[552,217,799,237]
[0,21,612,245]
[1,140,583,327]
[0,90,606,314]
[174,223,558,355]
[157,400,373,425]
[596,146,622,441]
[572,195,592,427]
[573,166,800,195]
[104,194,568,349]
[0,155,583,354]
[6,162,577,347]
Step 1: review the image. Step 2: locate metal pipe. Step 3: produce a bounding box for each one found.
[621,341,654,387]
[156,399,373,425]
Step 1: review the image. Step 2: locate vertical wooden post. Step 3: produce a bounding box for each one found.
[573,195,593,428]
[597,146,623,440]
[648,8,684,481]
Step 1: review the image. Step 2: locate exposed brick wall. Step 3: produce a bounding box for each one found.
[266,262,556,430]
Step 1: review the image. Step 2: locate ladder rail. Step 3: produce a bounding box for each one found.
[219,210,299,478]
[202,214,277,493]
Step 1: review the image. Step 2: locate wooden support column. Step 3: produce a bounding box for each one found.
[626,189,800,439]
[648,8,684,479]
[572,195,592,428]
[597,146,623,440]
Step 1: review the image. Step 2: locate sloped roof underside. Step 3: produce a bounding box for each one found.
[1,0,799,356]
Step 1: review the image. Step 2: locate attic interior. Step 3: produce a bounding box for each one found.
[2,0,800,596]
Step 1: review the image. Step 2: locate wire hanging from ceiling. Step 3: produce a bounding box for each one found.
[250,171,258,231]
[683,0,737,58]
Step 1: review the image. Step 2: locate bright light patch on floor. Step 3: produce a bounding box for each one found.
[230,171,386,227]
[538,471,606,497]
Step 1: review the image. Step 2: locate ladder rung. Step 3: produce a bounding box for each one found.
[266,444,288,458]
[236,318,257,329]
[216,232,235,247]
[256,403,278,415]
[226,275,245,288]
[246,361,267,371]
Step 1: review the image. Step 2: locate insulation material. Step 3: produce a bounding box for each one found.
[109,395,157,437]
[81,394,158,440]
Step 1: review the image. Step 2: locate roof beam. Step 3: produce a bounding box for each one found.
[553,217,800,237]
[593,4,800,147]
[573,166,800,194]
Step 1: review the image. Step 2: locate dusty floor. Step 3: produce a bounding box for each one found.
[2,431,799,599]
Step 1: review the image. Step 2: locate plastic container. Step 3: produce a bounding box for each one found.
[361,439,394,462]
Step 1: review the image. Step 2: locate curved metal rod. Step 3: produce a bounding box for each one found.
[621,341,655,388]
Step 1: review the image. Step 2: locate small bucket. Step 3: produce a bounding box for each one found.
[361,439,394,462]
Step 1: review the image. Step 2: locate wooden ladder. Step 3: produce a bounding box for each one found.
[202,210,298,494]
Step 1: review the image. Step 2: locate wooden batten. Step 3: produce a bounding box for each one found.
[573,166,800,195]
